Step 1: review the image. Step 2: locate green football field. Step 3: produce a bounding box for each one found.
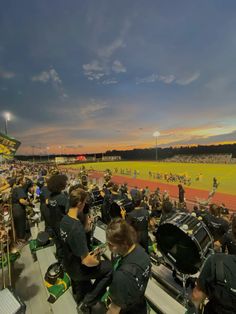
[67,161,236,195]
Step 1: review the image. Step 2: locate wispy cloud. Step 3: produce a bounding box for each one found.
[82,60,106,80]
[0,68,16,79]
[32,68,67,98]
[136,72,200,86]
[136,73,175,84]
[82,37,127,83]
[112,60,126,73]
[79,100,109,118]
[102,78,118,85]
[32,68,62,85]
[176,72,200,85]
[98,38,125,58]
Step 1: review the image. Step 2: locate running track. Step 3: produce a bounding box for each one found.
[89,171,236,212]
[61,168,236,212]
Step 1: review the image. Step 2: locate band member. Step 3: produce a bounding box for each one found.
[159,200,176,224]
[12,177,33,246]
[178,184,185,204]
[202,204,229,242]
[221,215,236,254]
[60,188,112,310]
[39,177,52,236]
[47,174,68,262]
[212,177,219,191]
[191,216,236,314]
[126,192,149,253]
[101,182,113,224]
[105,219,151,314]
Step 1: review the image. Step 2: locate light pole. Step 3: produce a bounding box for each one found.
[3,112,11,135]
[153,131,160,161]
[58,145,62,156]
[47,146,50,162]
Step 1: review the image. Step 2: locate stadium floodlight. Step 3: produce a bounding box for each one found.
[3,112,11,135]
[153,131,160,161]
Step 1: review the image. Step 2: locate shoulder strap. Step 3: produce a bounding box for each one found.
[215,256,225,286]
[212,254,227,287]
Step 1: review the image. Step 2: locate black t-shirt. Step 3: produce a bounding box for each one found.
[47,192,68,226]
[109,245,151,314]
[12,186,27,208]
[39,186,50,204]
[159,210,176,225]
[198,254,236,314]
[127,208,149,232]
[60,215,89,280]
[203,213,229,241]
[221,229,236,255]
[109,193,123,219]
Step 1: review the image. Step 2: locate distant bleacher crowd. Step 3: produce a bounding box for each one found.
[164,153,236,164]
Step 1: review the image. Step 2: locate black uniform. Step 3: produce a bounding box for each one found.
[101,188,112,224]
[203,213,229,241]
[12,186,28,239]
[126,208,149,253]
[60,215,112,305]
[197,254,236,314]
[221,228,236,255]
[47,192,68,261]
[109,245,151,314]
[159,209,176,225]
[39,186,52,235]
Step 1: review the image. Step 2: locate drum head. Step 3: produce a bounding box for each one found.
[155,223,202,274]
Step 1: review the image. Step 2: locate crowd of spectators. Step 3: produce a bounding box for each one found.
[164,153,233,164]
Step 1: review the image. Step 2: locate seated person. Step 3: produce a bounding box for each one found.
[105,219,151,314]
[60,188,112,309]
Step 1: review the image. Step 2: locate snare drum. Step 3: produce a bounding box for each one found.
[155,212,213,274]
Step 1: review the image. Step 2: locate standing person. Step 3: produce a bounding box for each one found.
[178,184,185,204]
[104,219,151,314]
[12,177,32,247]
[60,188,112,311]
[144,186,150,198]
[47,174,68,262]
[221,215,236,254]
[213,177,219,191]
[130,186,139,204]
[190,216,236,314]
[39,177,52,236]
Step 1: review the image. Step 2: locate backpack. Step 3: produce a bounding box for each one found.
[207,255,236,314]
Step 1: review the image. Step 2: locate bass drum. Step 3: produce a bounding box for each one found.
[155,213,213,274]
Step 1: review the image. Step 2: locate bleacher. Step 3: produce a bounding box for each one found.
[31,222,186,314]
[164,153,232,164]
[30,223,78,314]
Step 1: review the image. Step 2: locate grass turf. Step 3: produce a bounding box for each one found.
[65,161,236,196]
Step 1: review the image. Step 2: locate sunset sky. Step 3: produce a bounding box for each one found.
[0,0,236,155]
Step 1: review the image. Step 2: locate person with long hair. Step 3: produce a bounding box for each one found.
[105,219,151,314]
